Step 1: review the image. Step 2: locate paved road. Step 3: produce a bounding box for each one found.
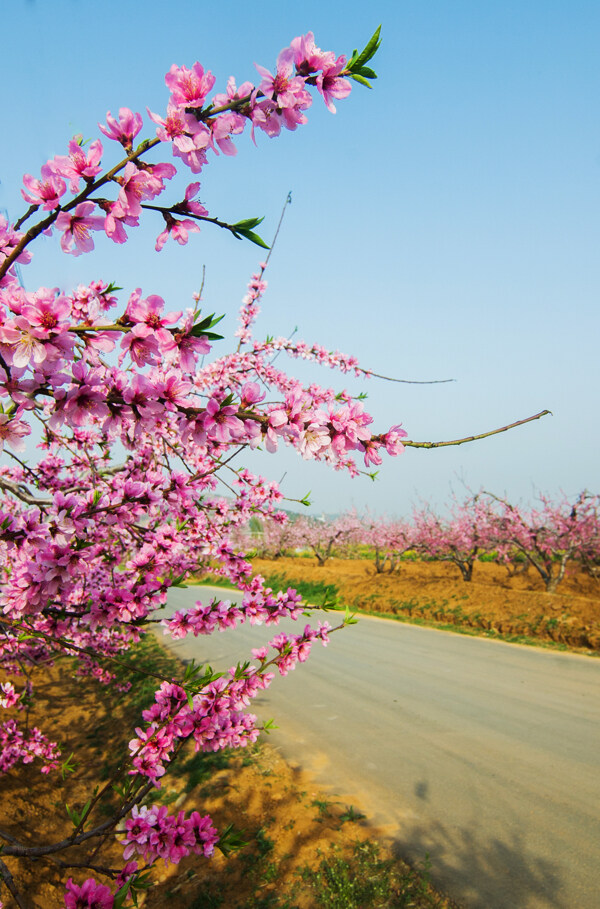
[161,586,600,909]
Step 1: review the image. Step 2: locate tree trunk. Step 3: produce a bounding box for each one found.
[452,559,473,582]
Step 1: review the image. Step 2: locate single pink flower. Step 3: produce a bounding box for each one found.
[290,32,336,76]
[119,323,161,367]
[212,76,255,109]
[362,439,382,467]
[2,316,47,367]
[64,877,114,909]
[113,163,169,219]
[316,56,352,113]
[210,112,244,156]
[21,165,66,210]
[0,681,20,708]
[165,62,216,109]
[21,289,71,335]
[125,291,181,347]
[299,422,330,459]
[174,183,208,218]
[100,201,139,244]
[55,202,105,256]
[49,137,103,193]
[155,215,200,251]
[98,107,143,147]
[203,397,244,443]
[171,128,212,173]
[172,315,211,370]
[384,425,408,456]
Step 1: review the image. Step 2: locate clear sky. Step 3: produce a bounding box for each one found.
[2,0,599,516]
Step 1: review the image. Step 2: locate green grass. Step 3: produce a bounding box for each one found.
[297,841,445,908]
[187,574,237,589]
[261,571,339,607]
[191,570,340,607]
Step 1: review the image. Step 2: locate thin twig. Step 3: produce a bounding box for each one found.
[0,784,154,858]
[0,856,27,909]
[363,369,454,385]
[402,410,551,449]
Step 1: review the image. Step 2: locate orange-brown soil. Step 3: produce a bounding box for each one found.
[252,557,600,652]
[0,652,454,909]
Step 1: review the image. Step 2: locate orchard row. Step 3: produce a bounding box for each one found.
[239,491,600,594]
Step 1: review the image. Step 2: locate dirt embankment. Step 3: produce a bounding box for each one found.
[1,651,454,909]
[252,557,600,652]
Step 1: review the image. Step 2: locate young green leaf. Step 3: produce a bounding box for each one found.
[231,216,265,230]
[348,72,374,89]
[234,228,270,249]
[218,823,249,856]
[343,606,359,625]
[351,25,381,69]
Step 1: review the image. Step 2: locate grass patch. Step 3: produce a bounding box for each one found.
[260,572,339,607]
[187,574,237,589]
[298,840,446,908]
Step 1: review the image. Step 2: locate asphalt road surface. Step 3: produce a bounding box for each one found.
[160,586,600,909]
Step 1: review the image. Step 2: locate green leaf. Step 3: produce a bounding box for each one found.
[299,491,312,508]
[354,65,378,80]
[112,779,135,799]
[218,823,249,857]
[113,880,131,909]
[351,25,381,68]
[65,803,80,826]
[349,73,374,89]
[232,216,265,230]
[190,325,224,340]
[189,311,225,339]
[114,870,153,909]
[233,660,251,679]
[344,606,359,625]
[347,47,360,68]
[235,228,270,249]
[60,753,78,780]
[196,312,225,331]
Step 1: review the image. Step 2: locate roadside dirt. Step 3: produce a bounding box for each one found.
[252,557,600,651]
[0,653,454,909]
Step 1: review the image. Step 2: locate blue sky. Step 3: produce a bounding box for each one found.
[2,0,599,516]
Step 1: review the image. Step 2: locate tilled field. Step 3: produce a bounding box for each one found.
[252,557,600,651]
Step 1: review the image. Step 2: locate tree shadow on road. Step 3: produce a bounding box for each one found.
[392,818,566,909]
